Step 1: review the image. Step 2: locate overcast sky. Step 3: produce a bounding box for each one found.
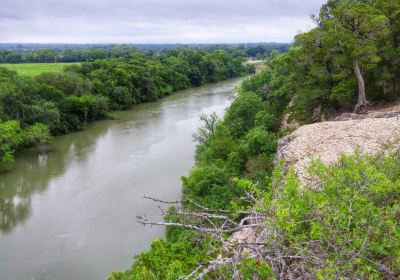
[0,0,326,44]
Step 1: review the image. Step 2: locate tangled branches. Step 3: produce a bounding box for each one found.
[138,150,400,280]
[137,194,316,280]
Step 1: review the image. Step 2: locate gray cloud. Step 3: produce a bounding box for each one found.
[0,0,326,43]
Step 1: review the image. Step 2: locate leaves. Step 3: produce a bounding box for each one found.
[268,151,400,278]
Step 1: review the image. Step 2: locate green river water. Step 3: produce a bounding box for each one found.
[0,78,242,280]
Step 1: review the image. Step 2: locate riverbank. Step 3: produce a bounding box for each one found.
[0,49,254,167]
[108,67,282,280]
[0,77,244,280]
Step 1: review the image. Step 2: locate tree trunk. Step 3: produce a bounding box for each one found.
[353,58,368,114]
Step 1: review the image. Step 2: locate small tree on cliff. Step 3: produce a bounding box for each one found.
[329,3,388,113]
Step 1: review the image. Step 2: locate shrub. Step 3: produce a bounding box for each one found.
[262,149,400,279]
[224,92,266,139]
[24,123,53,146]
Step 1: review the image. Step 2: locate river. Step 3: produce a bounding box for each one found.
[0,77,243,280]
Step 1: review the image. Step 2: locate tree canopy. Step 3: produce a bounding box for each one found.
[0,48,253,165]
[255,0,400,121]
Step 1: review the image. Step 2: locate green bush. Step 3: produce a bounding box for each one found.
[24,123,53,147]
[182,163,233,209]
[262,150,400,278]
[108,232,216,280]
[241,127,277,157]
[255,111,279,132]
[224,92,266,139]
[0,120,53,164]
[0,120,24,163]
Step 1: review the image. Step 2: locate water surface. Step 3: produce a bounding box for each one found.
[0,78,242,280]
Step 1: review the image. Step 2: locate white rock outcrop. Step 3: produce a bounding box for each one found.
[275,114,400,186]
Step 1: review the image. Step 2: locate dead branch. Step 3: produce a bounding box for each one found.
[143,195,256,215]
[138,196,316,279]
[137,215,263,234]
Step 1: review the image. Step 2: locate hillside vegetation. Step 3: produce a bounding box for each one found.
[109,0,400,279]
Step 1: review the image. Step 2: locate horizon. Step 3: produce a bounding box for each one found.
[1,0,325,44]
[0,42,291,45]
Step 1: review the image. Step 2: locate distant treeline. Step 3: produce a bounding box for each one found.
[0,48,254,164]
[0,43,291,63]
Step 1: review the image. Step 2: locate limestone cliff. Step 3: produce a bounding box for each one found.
[275,108,400,186]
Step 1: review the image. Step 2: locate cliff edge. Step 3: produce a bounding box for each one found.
[275,109,400,186]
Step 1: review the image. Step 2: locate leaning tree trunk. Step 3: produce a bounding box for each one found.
[353,58,368,114]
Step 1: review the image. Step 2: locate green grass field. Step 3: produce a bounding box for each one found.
[0,62,80,76]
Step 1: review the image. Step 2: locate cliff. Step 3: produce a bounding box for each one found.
[232,106,400,257]
[275,110,400,187]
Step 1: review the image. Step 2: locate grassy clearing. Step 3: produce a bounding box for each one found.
[0,62,80,76]
[246,59,267,73]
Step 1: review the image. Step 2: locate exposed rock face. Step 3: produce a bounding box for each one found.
[275,115,400,186]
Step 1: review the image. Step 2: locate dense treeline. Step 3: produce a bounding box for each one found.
[205,43,291,60]
[0,47,142,63]
[0,43,290,64]
[109,0,400,279]
[268,0,400,122]
[0,49,253,165]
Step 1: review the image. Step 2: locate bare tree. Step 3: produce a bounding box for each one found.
[193,112,219,144]
[138,181,399,280]
[137,195,317,280]
[353,58,369,114]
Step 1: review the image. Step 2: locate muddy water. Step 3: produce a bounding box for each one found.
[0,78,242,280]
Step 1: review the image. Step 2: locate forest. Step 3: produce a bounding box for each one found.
[0,43,290,64]
[109,0,400,279]
[0,49,254,165]
[0,0,399,278]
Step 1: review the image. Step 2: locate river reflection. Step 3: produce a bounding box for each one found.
[0,122,111,234]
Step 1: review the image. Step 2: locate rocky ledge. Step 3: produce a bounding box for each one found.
[275,113,400,186]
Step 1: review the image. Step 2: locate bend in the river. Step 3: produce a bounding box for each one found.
[0,77,244,280]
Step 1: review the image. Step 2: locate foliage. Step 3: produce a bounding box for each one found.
[23,123,53,146]
[0,43,291,64]
[111,52,282,279]
[224,92,266,139]
[0,120,24,164]
[182,163,233,209]
[0,120,52,164]
[104,0,400,278]
[251,0,400,123]
[0,48,252,165]
[110,1,400,273]
[259,149,400,278]
[108,231,218,280]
